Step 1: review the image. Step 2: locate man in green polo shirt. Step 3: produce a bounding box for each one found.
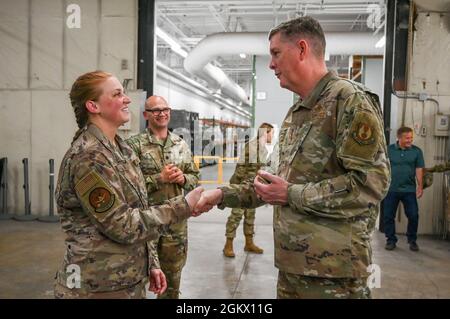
[384,126,424,252]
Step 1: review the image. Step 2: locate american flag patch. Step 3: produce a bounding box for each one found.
[75,171,99,196]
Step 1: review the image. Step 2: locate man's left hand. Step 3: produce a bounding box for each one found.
[168,167,185,185]
[416,187,423,199]
[149,269,167,296]
[173,172,186,185]
[254,170,289,206]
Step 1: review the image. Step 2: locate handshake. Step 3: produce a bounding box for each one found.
[184,187,224,216]
[183,170,289,217]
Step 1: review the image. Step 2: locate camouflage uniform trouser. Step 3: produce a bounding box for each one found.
[225,208,255,238]
[277,271,371,299]
[54,280,146,299]
[157,219,188,299]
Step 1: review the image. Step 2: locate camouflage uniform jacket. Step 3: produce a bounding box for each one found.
[229,137,270,184]
[55,124,191,292]
[126,129,200,204]
[219,72,391,278]
[424,161,450,189]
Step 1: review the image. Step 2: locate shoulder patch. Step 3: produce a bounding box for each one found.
[352,122,375,145]
[89,187,115,213]
[341,110,381,161]
[75,171,121,216]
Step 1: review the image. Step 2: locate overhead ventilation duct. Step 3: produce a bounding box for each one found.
[184,32,384,104]
[184,32,266,106]
[156,61,252,119]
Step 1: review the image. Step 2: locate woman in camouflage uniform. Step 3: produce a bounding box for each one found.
[54,71,204,299]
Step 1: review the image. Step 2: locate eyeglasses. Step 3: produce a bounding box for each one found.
[145,108,171,115]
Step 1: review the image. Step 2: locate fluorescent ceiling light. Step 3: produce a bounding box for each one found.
[239,53,247,59]
[375,35,386,48]
[156,27,188,58]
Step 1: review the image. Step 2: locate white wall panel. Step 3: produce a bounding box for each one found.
[32,0,64,17]
[101,0,135,17]
[30,91,77,215]
[30,0,63,89]
[0,91,32,215]
[410,12,450,95]
[64,0,100,88]
[254,55,292,131]
[0,0,29,89]
[100,17,136,82]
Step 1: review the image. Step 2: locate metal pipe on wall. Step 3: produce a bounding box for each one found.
[0,157,13,220]
[14,158,36,221]
[157,61,252,120]
[38,159,59,223]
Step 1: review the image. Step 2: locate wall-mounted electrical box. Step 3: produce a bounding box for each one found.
[434,114,450,136]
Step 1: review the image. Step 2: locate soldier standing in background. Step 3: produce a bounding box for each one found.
[195,16,391,299]
[126,95,200,299]
[223,123,274,257]
[55,71,206,299]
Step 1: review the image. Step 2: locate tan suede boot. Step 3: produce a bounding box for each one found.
[223,237,235,258]
[244,235,264,254]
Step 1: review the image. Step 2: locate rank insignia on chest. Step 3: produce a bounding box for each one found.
[311,104,326,120]
[89,187,115,213]
[352,122,375,145]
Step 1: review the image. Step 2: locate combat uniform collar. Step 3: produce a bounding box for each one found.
[293,71,337,112]
[86,123,134,161]
[146,128,181,148]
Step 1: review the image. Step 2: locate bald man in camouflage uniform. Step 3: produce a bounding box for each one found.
[223,123,273,257]
[195,16,391,298]
[126,96,200,299]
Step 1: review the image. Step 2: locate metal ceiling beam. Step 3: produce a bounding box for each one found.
[158,10,190,39]
[158,3,382,11]
[208,4,231,32]
[161,7,374,13]
[157,0,380,5]
[162,10,380,16]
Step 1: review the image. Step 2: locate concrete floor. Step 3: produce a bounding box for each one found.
[1,163,449,299]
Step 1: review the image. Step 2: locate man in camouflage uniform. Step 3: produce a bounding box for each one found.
[126,95,200,299]
[223,123,274,257]
[195,16,391,298]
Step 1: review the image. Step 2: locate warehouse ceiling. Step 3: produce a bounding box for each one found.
[155,0,387,102]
